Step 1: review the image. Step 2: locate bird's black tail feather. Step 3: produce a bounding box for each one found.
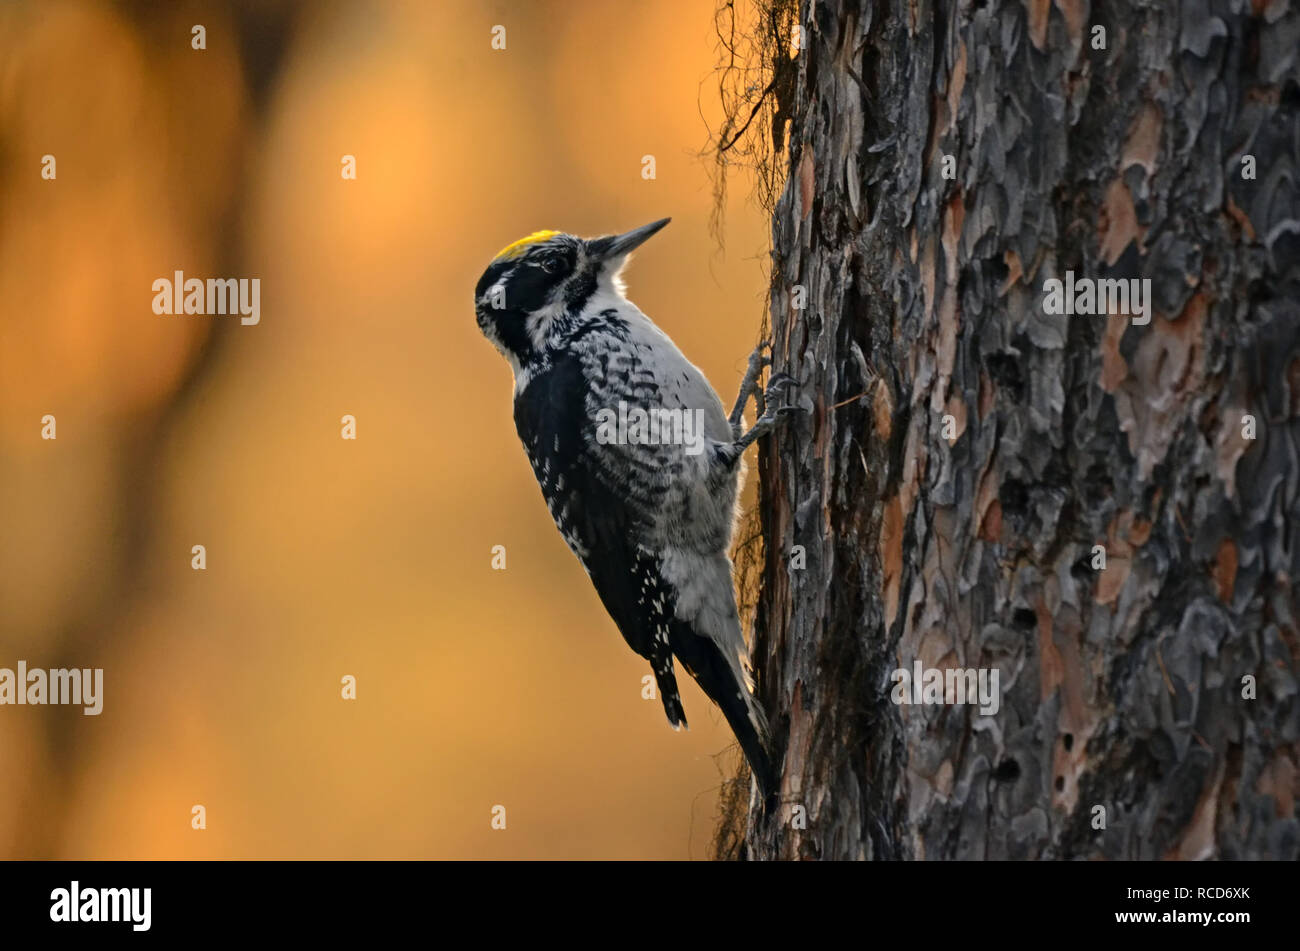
[653,660,688,730]
[669,622,776,804]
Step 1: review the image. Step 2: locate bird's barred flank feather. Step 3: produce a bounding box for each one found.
[476,219,781,803]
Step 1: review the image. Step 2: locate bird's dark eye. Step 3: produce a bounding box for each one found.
[538,257,561,274]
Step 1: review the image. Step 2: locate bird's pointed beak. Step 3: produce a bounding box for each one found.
[589,218,671,261]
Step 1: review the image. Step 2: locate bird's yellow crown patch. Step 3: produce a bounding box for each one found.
[494,230,561,261]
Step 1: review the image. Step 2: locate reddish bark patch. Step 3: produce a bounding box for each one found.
[979,498,1002,542]
[1213,538,1238,603]
[881,494,904,627]
[1226,194,1256,241]
[1025,0,1051,50]
[1099,178,1145,265]
[799,150,815,220]
[1000,249,1023,296]
[1122,104,1162,175]
[873,377,893,441]
[1100,313,1129,392]
[947,41,967,131]
[978,368,994,421]
[1054,0,1088,48]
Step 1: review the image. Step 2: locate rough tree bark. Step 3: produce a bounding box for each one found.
[742,0,1300,859]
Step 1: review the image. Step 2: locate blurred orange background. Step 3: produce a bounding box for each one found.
[0,0,771,858]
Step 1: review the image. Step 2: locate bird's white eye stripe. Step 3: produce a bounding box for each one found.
[529,253,564,274]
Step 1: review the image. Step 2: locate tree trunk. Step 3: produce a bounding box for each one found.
[743,0,1300,860]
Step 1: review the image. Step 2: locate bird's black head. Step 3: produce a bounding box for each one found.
[474,219,670,374]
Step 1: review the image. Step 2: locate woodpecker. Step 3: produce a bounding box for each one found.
[474,218,793,800]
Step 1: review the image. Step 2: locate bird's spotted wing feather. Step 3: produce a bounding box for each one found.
[512,350,687,725]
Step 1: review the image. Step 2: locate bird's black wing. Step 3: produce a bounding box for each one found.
[512,350,688,725]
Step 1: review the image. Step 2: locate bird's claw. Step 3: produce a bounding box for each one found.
[756,372,797,418]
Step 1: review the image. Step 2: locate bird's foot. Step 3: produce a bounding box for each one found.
[728,339,773,436]
[732,373,799,453]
